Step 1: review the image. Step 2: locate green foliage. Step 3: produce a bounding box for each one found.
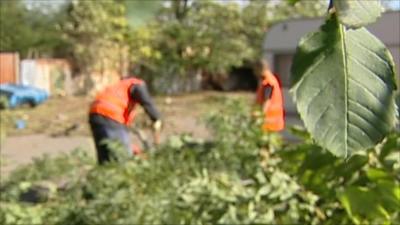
[0,203,48,225]
[129,1,254,83]
[0,0,31,55]
[290,1,398,157]
[279,130,400,224]
[101,139,131,163]
[185,2,253,75]
[123,0,163,28]
[338,183,397,225]
[287,0,302,6]
[126,1,254,93]
[241,1,270,60]
[333,0,384,28]
[61,0,129,74]
[12,150,93,183]
[271,0,328,21]
[0,107,7,145]
[0,95,9,110]
[0,100,311,224]
[1,0,327,92]
[1,99,398,224]
[128,0,328,93]
[0,0,67,58]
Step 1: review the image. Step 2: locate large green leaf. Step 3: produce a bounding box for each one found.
[290,15,397,157]
[334,0,383,29]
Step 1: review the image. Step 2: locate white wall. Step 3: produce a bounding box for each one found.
[20,60,51,93]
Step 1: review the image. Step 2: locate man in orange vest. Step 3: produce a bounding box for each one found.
[255,59,285,132]
[89,76,162,164]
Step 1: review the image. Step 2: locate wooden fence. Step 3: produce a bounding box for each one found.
[0,53,19,84]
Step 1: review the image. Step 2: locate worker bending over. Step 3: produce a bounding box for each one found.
[89,76,162,164]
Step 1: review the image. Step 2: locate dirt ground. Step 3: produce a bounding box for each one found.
[0,92,257,178]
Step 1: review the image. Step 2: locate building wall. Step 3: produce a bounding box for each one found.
[274,54,293,87]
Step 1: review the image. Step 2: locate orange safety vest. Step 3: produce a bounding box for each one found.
[89,78,144,125]
[256,71,285,131]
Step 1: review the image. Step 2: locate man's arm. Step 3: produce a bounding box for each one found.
[255,84,273,105]
[131,83,162,145]
[253,84,273,118]
[263,85,273,101]
[130,83,161,122]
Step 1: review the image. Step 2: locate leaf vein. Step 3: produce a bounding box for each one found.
[295,53,328,92]
[305,76,336,116]
[348,77,384,107]
[348,123,374,144]
[348,55,386,87]
[348,37,389,68]
[348,110,381,138]
[341,24,350,158]
[348,99,388,129]
[326,129,341,148]
[310,103,332,132]
[319,122,336,144]
[347,135,363,149]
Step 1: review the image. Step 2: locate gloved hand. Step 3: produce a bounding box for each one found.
[251,109,262,118]
[152,120,162,145]
[152,120,163,132]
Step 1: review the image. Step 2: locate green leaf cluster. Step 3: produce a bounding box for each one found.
[128,1,255,86]
[280,130,399,224]
[1,99,398,224]
[0,0,68,58]
[60,0,129,75]
[127,0,327,93]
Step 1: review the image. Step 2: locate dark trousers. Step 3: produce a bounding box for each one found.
[89,114,132,164]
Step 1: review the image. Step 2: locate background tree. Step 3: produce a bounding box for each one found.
[0,0,338,93]
[127,1,254,92]
[0,0,67,58]
[126,0,328,92]
[61,0,130,81]
[122,0,163,27]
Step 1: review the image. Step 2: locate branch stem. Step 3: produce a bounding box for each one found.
[328,0,334,12]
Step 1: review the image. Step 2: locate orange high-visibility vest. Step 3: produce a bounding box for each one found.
[256,71,285,131]
[89,78,144,125]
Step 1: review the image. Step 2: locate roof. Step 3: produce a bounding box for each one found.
[263,11,400,53]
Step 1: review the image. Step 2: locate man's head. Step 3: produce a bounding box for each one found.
[121,74,133,80]
[254,59,271,78]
